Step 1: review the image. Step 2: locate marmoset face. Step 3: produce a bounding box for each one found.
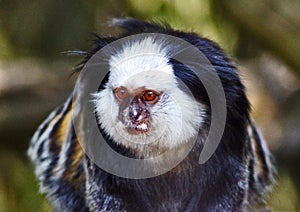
[93,37,204,152]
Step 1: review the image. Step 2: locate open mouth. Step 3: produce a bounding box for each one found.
[125,122,149,135]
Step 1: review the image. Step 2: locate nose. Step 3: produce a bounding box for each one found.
[129,107,142,121]
[128,97,149,123]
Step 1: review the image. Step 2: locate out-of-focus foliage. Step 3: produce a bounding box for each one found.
[127,0,238,52]
[0,0,96,58]
[0,0,299,211]
[0,151,51,211]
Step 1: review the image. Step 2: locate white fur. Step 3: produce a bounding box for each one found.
[93,37,205,153]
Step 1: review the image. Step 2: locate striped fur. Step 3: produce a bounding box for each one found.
[244,122,275,210]
[28,97,87,211]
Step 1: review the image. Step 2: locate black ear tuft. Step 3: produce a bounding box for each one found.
[73,34,117,72]
[110,18,170,34]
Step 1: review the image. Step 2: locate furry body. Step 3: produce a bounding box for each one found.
[28,19,274,211]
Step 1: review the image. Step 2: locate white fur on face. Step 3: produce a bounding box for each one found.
[93,37,205,153]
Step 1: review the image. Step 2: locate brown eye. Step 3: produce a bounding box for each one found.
[114,87,128,100]
[143,90,159,102]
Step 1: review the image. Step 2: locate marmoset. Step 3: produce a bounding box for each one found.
[28,18,274,211]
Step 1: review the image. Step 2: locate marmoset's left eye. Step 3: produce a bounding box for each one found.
[143,90,159,103]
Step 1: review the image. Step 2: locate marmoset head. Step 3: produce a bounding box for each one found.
[93,37,204,155]
[86,18,249,158]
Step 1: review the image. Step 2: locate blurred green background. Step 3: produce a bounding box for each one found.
[0,0,299,211]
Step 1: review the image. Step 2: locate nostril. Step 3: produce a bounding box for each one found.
[130,110,140,121]
[134,111,140,120]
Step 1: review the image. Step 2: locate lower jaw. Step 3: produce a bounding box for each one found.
[126,126,149,135]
